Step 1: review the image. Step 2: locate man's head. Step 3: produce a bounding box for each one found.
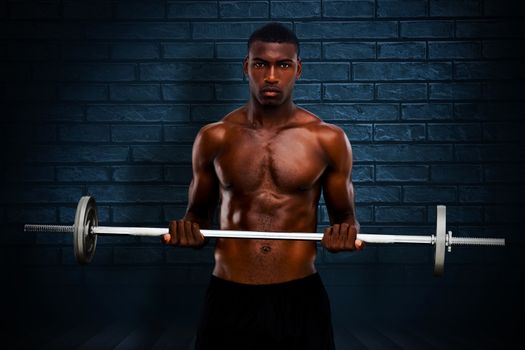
[244,23,302,107]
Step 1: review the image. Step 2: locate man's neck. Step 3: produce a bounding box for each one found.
[246,99,296,129]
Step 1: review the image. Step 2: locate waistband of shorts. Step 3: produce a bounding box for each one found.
[209,272,322,291]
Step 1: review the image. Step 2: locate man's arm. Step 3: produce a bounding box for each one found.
[319,124,364,252]
[162,124,222,247]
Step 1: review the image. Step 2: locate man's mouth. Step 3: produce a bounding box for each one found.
[261,87,282,97]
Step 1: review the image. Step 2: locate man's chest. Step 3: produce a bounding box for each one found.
[214,128,327,192]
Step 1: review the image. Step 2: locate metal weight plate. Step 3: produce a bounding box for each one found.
[433,205,446,276]
[74,196,98,264]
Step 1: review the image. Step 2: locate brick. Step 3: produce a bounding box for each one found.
[377,0,427,17]
[484,164,525,183]
[323,0,374,18]
[88,185,188,203]
[112,125,162,143]
[193,22,281,40]
[304,103,399,121]
[26,146,129,163]
[163,43,214,59]
[454,102,522,121]
[59,205,110,225]
[215,84,249,101]
[59,84,108,101]
[114,247,165,265]
[294,84,321,101]
[112,43,160,60]
[428,41,481,60]
[132,146,192,163]
[435,205,483,224]
[163,83,215,102]
[164,165,193,184]
[5,166,55,182]
[115,0,165,19]
[430,165,482,183]
[378,246,429,264]
[429,83,481,100]
[222,1,269,18]
[2,185,83,204]
[59,124,110,143]
[485,205,522,224]
[427,123,482,141]
[374,123,426,142]
[376,83,427,100]
[63,0,112,19]
[216,42,247,59]
[62,246,112,265]
[354,62,451,81]
[403,186,457,203]
[1,22,84,40]
[113,166,163,182]
[455,62,519,80]
[483,40,524,59]
[376,165,429,182]
[164,126,202,143]
[56,166,111,182]
[140,63,242,81]
[323,42,376,60]
[375,206,426,223]
[300,63,350,81]
[400,21,454,39]
[429,0,482,17]
[6,83,57,101]
[323,83,374,101]
[339,124,373,142]
[459,186,518,203]
[352,165,374,182]
[164,205,191,220]
[483,122,521,142]
[87,105,191,122]
[455,145,517,162]
[377,42,426,60]
[356,186,401,203]
[456,20,522,39]
[166,246,215,264]
[191,104,244,122]
[86,22,191,40]
[354,144,453,162]
[6,206,56,224]
[168,1,218,18]
[272,1,321,18]
[112,205,163,224]
[110,84,161,102]
[6,104,84,122]
[299,43,322,60]
[296,21,397,39]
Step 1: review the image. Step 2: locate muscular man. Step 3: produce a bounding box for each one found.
[162,22,364,350]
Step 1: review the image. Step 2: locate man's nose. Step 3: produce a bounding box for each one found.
[264,65,279,84]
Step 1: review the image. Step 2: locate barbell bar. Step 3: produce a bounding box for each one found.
[24,196,505,276]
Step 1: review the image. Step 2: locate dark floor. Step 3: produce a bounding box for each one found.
[1,319,518,350]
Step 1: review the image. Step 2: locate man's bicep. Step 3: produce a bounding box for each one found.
[323,170,356,224]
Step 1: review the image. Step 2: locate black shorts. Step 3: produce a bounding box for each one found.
[194,273,335,350]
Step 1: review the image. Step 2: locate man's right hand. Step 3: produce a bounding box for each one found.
[161,220,207,248]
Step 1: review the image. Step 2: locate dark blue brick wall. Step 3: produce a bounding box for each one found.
[1,0,523,329]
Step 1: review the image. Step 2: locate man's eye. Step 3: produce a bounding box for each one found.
[280,63,290,68]
[254,62,265,68]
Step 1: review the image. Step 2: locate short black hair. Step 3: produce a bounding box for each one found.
[247,22,300,57]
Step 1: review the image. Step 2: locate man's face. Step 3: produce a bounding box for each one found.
[243,41,302,107]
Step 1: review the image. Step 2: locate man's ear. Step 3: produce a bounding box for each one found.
[296,58,302,80]
[243,56,249,76]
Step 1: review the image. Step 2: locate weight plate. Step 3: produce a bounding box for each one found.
[433,205,446,276]
[73,196,98,264]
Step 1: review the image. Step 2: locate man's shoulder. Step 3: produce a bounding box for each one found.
[296,107,345,138]
[197,106,246,141]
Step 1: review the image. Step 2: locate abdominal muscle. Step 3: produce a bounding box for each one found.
[212,193,319,284]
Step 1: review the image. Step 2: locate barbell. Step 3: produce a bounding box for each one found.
[24,196,505,276]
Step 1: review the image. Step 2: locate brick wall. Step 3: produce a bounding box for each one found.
[1,0,523,325]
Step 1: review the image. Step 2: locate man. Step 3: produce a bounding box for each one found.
[162,22,364,350]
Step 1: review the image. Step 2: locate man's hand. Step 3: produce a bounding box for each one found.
[321,223,364,253]
[161,220,207,248]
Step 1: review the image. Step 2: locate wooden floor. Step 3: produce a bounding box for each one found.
[2,320,517,350]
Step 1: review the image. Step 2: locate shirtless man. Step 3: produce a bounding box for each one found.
[162,23,364,350]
